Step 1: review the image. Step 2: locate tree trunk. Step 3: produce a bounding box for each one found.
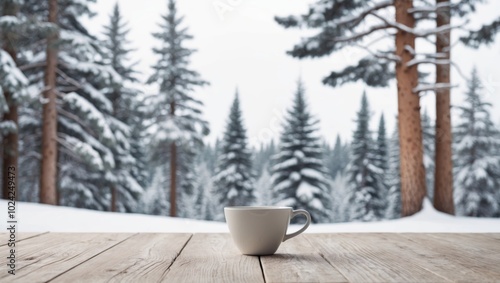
[111,185,117,212]
[433,0,455,214]
[170,142,177,217]
[395,0,427,216]
[1,1,19,200]
[40,0,59,205]
[169,101,177,217]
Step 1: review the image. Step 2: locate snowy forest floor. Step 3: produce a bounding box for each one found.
[2,199,500,233]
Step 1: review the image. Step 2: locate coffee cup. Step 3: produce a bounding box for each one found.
[224,206,311,255]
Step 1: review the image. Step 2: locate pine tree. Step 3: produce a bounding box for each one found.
[271,81,331,223]
[386,125,401,219]
[0,0,29,199]
[345,92,385,221]
[213,92,255,211]
[18,0,126,209]
[101,3,143,212]
[275,0,427,216]
[375,114,388,173]
[326,135,345,179]
[255,164,273,206]
[453,68,500,217]
[422,109,435,201]
[145,0,209,217]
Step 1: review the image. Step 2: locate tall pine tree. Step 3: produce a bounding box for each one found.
[375,114,388,174]
[213,91,255,212]
[145,0,209,217]
[101,3,143,212]
[271,81,331,223]
[0,0,29,199]
[345,92,385,221]
[453,68,500,217]
[386,123,401,219]
[17,0,125,209]
[422,109,435,201]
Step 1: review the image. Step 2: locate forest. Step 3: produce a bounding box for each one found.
[1,0,500,223]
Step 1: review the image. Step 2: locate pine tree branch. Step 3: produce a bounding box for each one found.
[413,83,458,94]
[56,68,83,89]
[408,1,454,14]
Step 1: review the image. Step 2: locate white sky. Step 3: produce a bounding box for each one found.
[83,0,500,147]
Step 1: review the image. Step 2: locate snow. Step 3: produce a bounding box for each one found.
[296,182,318,202]
[3,199,500,233]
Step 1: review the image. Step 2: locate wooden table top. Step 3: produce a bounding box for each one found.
[1,233,499,282]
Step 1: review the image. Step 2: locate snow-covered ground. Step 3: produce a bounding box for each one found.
[2,199,499,233]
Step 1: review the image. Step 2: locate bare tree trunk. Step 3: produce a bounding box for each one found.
[1,1,19,200]
[40,0,59,205]
[434,0,454,214]
[395,0,427,216]
[169,101,177,217]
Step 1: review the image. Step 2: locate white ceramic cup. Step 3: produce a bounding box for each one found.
[224,206,311,255]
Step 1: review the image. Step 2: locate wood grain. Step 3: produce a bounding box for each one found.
[374,233,499,282]
[260,235,347,282]
[51,233,192,282]
[308,233,448,282]
[401,233,500,280]
[0,232,48,246]
[0,233,133,282]
[163,233,264,283]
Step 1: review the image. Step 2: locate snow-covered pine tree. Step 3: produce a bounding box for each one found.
[101,3,143,212]
[375,114,388,174]
[271,81,331,223]
[453,68,500,217]
[275,0,427,216]
[326,134,346,179]
[145,0,209,217]
[386,125,401,219]
[213,91,255,213]
[254,140,276,177]
[255,164,273,206]
[193,162,217,220]
[345,92,385,222]
[18,0,124,209]
[0,0,29,199]
[422,109,435,201]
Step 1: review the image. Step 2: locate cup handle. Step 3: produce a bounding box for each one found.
[283,209,311,242]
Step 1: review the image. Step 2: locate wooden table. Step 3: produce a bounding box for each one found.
[1,233,499,282]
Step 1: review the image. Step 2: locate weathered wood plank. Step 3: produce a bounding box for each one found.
[163,233,264,283]
[400,234,500,281]
[373,233,500,282]
[0,232,48,246]
[261,235,347,283]
[429,233,500,254]
[0,233,133,282]
[51,233,192,282]
[308,234,448,282]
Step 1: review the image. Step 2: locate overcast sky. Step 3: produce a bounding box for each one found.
[84,0,500,148]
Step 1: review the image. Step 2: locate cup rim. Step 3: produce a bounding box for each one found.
[224,206,292,210]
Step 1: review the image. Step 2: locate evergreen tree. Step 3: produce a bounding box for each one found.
[0,0,29,200]
[255,162,273,206]
[17,0,126,209]
[327,134,346,179]
[422,109,435,201]
[345,92,385,221]
[275,0,428,216]
[386,125,401,219]
[213,92,255,211]
[453,68,500,217]
[100,3,144,212]
[271,81,331,223]
[375,114,388,173]
[145,0,209,217]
